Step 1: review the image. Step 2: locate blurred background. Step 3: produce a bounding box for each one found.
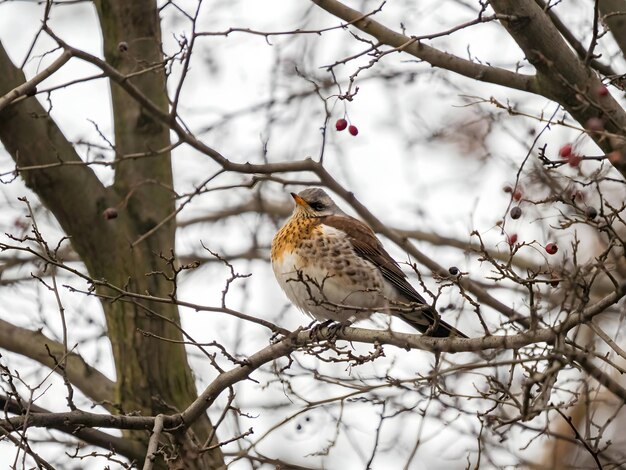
[1,0,625,468]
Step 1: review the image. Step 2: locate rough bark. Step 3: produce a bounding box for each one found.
[599,0,626,58]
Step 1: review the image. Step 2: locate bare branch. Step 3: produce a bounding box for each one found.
[142,414,164,470]
[0,50,72,112]
[309,0,538,93]
[0,318,115,406]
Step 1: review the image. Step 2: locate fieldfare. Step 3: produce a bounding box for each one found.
[271,188,466,338]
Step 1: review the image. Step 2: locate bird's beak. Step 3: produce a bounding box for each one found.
[291,193,307,207]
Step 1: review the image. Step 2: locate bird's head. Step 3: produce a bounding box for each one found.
[290,188,344,218]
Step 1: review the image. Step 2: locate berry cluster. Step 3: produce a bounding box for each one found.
[335,118,358,136]
[559,143,582,167]
[502,185,561,256]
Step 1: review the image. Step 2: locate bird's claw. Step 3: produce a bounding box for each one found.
[327,320,351,338]
[309,320,351,340]
[309,319,334,339]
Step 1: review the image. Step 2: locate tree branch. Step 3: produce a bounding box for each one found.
[0,41,117,270]
[535,0,616,78]
[489,0,626,175]
[309,0,538,93]
[0,395,144,464]
[0,318,115,406]
[1,276,624,460]
[599,0,626,61]
[0,50,72,112]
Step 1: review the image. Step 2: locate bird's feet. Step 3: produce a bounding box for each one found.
[309,319,334,339]
[309,319,351,340]
[327,320,352,338]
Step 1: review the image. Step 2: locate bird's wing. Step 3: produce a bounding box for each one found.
[321,215,468,338]
[321,215,429,306]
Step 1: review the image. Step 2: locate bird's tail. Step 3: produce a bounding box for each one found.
[396,309,467,338]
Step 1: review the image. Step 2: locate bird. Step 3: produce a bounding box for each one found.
[270,187,466,338]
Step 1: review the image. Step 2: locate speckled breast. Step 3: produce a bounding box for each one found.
[271,217,391,322]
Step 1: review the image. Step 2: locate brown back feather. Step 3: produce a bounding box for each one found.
[321,215,467,338]
[321,215,429,306]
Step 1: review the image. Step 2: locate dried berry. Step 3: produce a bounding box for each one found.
[103,207,118,220]
[571,190,585,202]
[510,206,522,219]
[586,117,604,132]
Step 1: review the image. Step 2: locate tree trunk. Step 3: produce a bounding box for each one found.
[0,0,225,467]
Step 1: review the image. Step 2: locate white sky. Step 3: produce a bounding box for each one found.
[0,0,624,468]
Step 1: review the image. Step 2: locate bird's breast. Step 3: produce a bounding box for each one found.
[271,222,393,320]
[271,216,320,264]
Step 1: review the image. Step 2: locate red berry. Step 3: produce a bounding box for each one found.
[507,233,518,246]
[559,144,573,158]
[512,189,523,201]
[103,207,118,220]
[335,119,348,131]
[598,85,609,96]
[545,243,558,255]
[568,154,582,167]
[348,125,358,136]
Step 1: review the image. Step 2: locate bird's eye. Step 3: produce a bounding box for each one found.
[309,201,324,211]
